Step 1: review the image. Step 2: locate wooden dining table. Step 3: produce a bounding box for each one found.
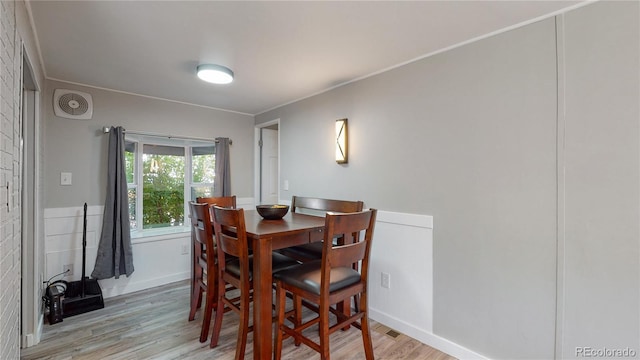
[243,209,326,360]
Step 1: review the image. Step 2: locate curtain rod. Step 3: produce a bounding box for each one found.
[102,127,232,145]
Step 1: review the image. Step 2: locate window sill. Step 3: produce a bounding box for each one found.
[130,226,190,244]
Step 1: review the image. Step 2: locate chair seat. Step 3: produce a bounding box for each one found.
[226,252,299,280]
[273,260,360,295]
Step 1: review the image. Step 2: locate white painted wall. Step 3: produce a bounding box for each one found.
[17,1,638,358]
[259,2,640,359]
[34,80,257,343]
[43,79,256,209]
[263,15,558,359]
[560,2,640,358]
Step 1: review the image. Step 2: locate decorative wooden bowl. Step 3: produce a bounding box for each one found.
[256,205,289,220]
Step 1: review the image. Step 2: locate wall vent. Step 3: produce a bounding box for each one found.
[53,89,93,120]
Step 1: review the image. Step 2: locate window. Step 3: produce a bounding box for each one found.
[191,145,216,199]
[125,135,216,234]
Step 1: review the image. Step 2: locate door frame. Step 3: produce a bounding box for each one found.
[20,45,43,347]
[254,119,280,205]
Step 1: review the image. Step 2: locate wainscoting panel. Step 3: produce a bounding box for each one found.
[368,210,434,338]
[44,206,103,283]
[97,236,190,298]
[368,211,487,359]
[44,206,190,299]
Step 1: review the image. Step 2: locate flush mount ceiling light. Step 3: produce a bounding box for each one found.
[196,64,234,84]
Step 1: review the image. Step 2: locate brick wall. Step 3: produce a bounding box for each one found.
[0,0,22,358]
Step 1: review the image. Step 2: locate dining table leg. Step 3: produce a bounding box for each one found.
[252,237,273,360]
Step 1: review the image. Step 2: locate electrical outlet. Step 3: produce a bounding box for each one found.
[63,264,74,277]
[181,244,189,255]
[381,272,390,289]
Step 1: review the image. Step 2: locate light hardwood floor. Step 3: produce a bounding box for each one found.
[21,281,456,360]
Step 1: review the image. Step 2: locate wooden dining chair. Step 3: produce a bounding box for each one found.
[273,209,378,360]
[209,206,299,357]
[278,196,364,262]
[278,196,366,321]
[196,195,236,209]
[188,201,219,344]
[189,196,237,323]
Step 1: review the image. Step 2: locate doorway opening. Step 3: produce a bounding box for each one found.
[254,119,280,205]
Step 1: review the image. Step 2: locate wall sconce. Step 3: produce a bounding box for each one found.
[335,118,348,164]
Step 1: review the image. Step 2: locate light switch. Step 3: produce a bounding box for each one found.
[60,172,72,186]
[283,180,289,191]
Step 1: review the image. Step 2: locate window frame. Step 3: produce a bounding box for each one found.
[125,134,215,237]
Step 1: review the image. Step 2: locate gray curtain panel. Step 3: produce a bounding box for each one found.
[92,126,134,279]
[213,137,231,196]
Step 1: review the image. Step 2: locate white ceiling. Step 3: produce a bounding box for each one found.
[28,1,584,116]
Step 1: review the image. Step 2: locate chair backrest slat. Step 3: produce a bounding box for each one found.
[292,196,365,244]
[328,241,367,268]
[197,195,236,209]
[329,211,372,234]
[217,227,242,258]
[291,196,363,214]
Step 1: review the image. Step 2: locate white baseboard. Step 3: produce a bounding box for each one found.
[370,308,489,360]
[22,334,34,348]
[22,315,43,348]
